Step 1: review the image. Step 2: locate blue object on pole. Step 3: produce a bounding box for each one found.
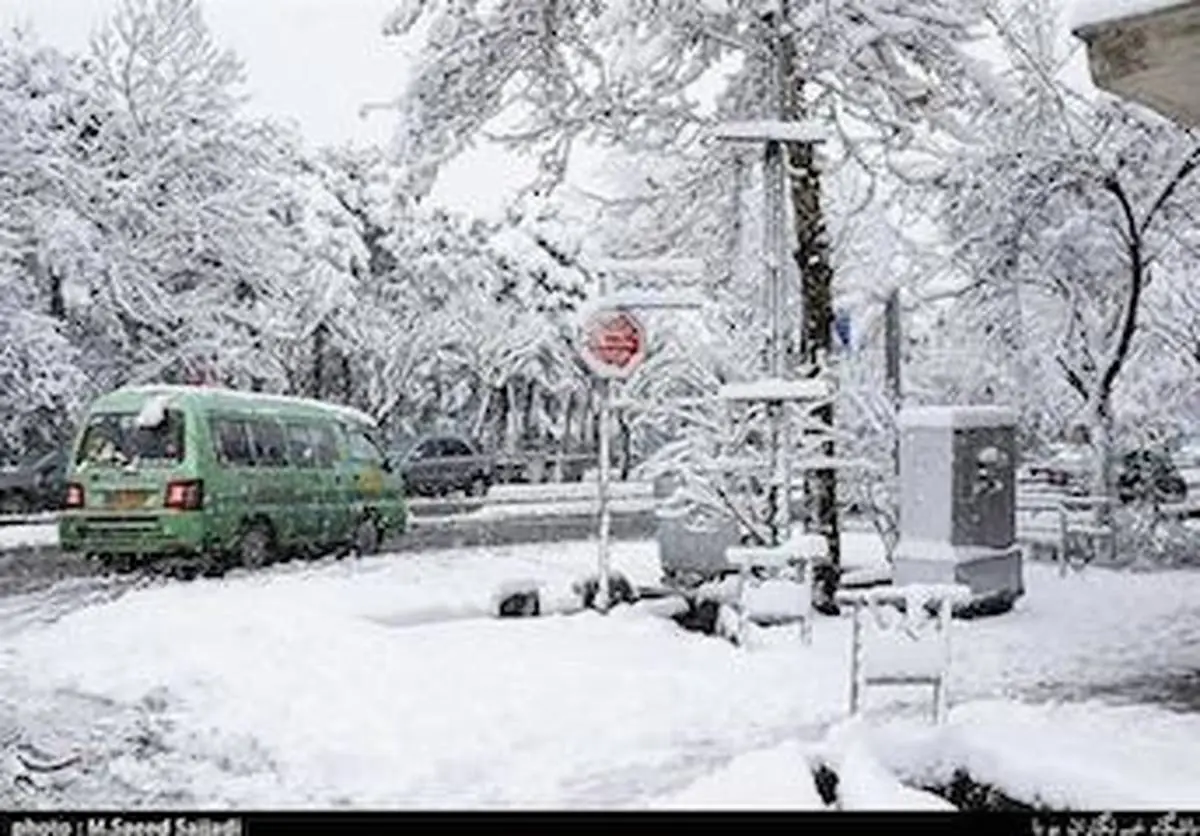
[833,308,852,351]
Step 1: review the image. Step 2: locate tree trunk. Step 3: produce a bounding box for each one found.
[780,34,841,601]
[340,353,352,402]
[311,321,327,400]
[1092,397,1118,565]
[562,390,576,454]
[48,268,66,322]
[496,385,511,452]
[522,378,537,446]
[26,250,67,322]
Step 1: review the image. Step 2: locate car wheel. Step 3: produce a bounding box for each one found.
[351,517,381,557]
[237,523,275,570]
[466,475,488,498]
[0,493,30,516]
[1164,481,1187,504]
[110,554,137,575]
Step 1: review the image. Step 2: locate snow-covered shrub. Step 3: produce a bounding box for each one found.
[1114,505,1200,568]
[837,365,899,562]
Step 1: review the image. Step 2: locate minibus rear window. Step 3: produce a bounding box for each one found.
[76,410,186,467]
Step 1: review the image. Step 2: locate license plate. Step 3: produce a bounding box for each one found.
[108,490,150,510]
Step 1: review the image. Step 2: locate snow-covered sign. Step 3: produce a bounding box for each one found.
[580,309,647,380]
[718,378,832,403]
[576,290,706,322]
[834,309,853,351]
[586,257,705,276]
[725,537,816,645]
[710,120,829,144]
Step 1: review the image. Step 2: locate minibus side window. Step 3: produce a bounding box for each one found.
[213,417,255,467]
[313,424,339,468]
[285,423,316,468]
[347,427,382,464]
[250,419,289,467]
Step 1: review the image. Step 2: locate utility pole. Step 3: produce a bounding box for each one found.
[764,8,790,547]
[776,0,842,603]
[713,10,826,549]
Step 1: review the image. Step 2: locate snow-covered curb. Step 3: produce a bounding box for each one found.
[659,696,1200,811]
[864,700,1200,810]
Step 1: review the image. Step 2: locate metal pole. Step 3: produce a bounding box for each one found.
[597,377,613,613]
[594,263,613,614]
[884,289,902,480]
[849,600,863,715]
[764,10,791,547]
[766,140,783,379]
[934,595,951,724]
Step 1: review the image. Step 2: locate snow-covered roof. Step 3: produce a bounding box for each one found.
[114,385,378,427]
[836,583,974,608]
[1070,0,1195,31]
[898,405,1017,429]
[575,290,707,322]
[718,378,832,402]
[710,119,829,144]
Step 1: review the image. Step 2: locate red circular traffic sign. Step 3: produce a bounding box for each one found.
[581,309,647,379]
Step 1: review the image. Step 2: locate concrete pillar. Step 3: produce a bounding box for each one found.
[892,406,1024,614]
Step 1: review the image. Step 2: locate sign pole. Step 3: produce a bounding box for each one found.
[579,307,646,614]
[596,376,613,613]
[579,260,703,615]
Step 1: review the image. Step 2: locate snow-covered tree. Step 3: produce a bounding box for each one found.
[0,30,96,456]
[936,0,1200,499]
[385,0,1001,580]
[68,0,299,390]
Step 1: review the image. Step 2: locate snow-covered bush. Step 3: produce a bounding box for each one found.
[1114,506,1200,569]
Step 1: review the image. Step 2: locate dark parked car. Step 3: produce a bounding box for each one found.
[1116,449,1187,505]
[398,435,494,498]
[0,449,68,515]
[1027,444,1187,504]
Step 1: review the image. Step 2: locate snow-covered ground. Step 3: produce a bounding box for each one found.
[0,534,1199,809]
[0,523,59,551]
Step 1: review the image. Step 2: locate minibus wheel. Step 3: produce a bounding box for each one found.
[237,523,275,570]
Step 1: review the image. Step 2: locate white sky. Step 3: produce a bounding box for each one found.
[0,0,537,216]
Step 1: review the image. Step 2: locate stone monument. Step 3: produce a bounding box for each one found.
[892,405,1024,615]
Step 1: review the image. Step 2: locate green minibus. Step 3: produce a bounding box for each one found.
[58,385,407,573]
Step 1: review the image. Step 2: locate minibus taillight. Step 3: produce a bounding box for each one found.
[64,482,85,509]
[164,480,203,511]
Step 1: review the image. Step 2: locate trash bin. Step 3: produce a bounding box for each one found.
[654,472,742,587]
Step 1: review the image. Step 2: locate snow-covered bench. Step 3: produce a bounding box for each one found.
[725,531,824,645]
[836,584,972,724]
[1057,495,1116,573]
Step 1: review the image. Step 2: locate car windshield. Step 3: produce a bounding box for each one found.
[76,410,186,467]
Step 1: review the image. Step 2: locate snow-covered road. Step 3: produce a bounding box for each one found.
[0,535,1197,809]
